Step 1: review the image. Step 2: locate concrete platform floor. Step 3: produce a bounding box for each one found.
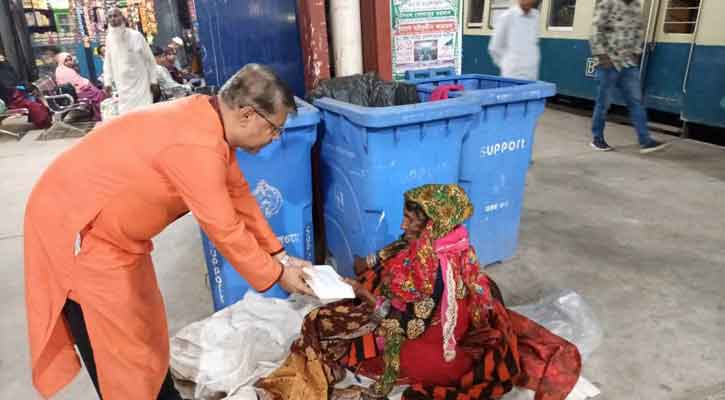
[1,109,724,399]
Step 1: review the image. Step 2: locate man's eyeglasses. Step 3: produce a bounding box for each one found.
[248,106,283,136]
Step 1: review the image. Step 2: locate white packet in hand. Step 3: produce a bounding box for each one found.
[303,265,355,301]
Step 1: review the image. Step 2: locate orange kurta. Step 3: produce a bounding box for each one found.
[24,95,284,399]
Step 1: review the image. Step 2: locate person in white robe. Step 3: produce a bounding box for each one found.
[103,7,159,114]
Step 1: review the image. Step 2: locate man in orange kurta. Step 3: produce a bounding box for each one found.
[24,64,313,399]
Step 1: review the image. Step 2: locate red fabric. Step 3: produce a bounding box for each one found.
[430,84,464,101]
[400,298,473,386]
[8,89,50,129]
[510,310,582,400]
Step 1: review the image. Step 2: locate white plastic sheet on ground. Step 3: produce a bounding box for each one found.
[100,97,119,120]
[170,290,602,400]
[170,293,323,400]
[510,290,603,362]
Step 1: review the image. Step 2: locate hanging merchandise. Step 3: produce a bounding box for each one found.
[24,0,64,75]
[94,6,107,35]
[125,4,138,29]
[135,0,157,37]
[23,0,49,10]
[187,0,196,22]
[23,0,55,31]
[81,2,94,38]
[390,0,463,80]
[75,2,86,36]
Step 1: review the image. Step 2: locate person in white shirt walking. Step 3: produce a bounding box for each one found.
[488,0,540,80]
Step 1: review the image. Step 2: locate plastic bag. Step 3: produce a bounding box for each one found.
[510,290,603,361]
[369,80,420,107]
[494,290,604,400]
[100,97,119,120]
[170,293,322,400]
[306,72,377,106]
[307,72,419,107]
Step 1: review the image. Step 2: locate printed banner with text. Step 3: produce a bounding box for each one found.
[391,0,462,80]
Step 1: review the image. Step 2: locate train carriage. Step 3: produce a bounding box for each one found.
[462,0,725,129]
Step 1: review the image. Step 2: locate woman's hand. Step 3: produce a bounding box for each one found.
[353,256,369,276]
[343,278,376,306]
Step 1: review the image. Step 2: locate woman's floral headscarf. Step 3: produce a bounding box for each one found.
[404,184,473,239]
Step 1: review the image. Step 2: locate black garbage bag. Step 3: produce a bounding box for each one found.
[369,80,420,107]
[307,72,419,107]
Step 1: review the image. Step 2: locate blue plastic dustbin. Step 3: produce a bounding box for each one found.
[201,97,320,311]
[315,95,481,277]
[404,67,455,81]
[412,73,556,265]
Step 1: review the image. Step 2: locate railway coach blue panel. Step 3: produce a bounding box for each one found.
[682,45,725,128]
[463,36,596,99]
[464,35,725,128]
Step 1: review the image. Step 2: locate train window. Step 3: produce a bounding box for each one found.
[548,0,577,28]
[488,0,510,29]
[664,0,700,34]
[467,0,485,28]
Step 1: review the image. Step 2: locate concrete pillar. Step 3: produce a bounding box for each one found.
[329,0,362,77]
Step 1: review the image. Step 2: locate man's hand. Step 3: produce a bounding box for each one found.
[278,265,313,296]
[286,254,312,269]
[596,54,613,68]
[104,86,113,97]
[275,251,312,269]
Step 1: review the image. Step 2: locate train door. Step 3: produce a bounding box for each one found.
[641,0,704,118]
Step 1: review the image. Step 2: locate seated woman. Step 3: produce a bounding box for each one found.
[0,54,50,129]
[256,184,581,400]
[54,52,106,120]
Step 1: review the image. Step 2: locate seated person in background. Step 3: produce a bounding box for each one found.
[54,52,106,121]
[168,37,189,71]
[163,45,185,84]
[0,54,50,129]
[152,46,191,100]
[256,184,582,400]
